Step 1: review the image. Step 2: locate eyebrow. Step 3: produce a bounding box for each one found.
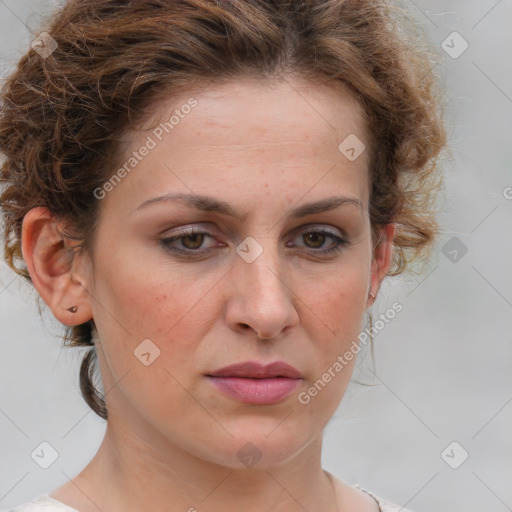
[135,193,362,219]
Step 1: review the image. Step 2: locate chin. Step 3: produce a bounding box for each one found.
[192,425,314,470]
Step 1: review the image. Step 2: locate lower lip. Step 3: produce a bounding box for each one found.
[207,376,302,405]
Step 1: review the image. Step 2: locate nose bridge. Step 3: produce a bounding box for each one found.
[237,234,286,298]
[228,234,298,338]
[243,240,283,291]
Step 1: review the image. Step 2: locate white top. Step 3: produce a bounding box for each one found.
[354,486,414,512]
[4,481,413,512]
[2,495,79,512]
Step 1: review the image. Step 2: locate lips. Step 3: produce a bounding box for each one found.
[206,361,303,379]
[206,361,303,405]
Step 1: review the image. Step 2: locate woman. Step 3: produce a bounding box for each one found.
[0,0,445,511]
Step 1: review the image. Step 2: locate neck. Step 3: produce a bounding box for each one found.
[71,418,338,512]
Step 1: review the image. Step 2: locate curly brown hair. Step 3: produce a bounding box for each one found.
[0,0,446,421]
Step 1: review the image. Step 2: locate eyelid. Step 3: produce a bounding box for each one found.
[162,222,347,241]
[290,223,346,238]
[161,223,217,237]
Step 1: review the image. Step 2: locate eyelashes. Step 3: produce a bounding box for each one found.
[160,226,222,256]
[160,225,349,258]
[286,230,348,255]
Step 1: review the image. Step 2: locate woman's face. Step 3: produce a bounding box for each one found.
[82,76,391,468]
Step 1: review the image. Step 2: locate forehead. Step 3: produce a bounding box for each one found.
[127,75,367,154]
[112,76,370,211]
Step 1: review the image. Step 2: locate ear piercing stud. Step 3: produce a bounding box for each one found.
[68,292,376,314]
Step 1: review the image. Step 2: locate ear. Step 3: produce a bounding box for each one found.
[21,207,93,326]
[367,223,396,307]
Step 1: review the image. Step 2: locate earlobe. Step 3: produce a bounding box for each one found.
[367,223,396,306]
[21,207,92,326]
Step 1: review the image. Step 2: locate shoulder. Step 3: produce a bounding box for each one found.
[327,471,415,512]
[354,485,416,512]
[1,494,79,512]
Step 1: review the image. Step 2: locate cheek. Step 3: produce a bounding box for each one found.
[90,264,216,413]
[300,259,370,336]
[92,255,225,373]
[295,270,369,419]
[95,248,211,330]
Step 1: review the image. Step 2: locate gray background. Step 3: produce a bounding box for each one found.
[0,1,511,511]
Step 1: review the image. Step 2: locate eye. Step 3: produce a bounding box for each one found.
[160,224,348,258]
[302,232,328,249]
[287,227,348,255]
[177,232,205,250]
[160,226,221,256]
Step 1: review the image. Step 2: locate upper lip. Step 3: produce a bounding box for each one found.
[207,361,303,379]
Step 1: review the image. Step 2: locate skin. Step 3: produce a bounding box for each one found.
[22,75,394,512]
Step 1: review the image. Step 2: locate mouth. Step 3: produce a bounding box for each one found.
[205,361,303,405]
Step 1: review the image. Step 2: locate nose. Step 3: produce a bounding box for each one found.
[225,241,299,340]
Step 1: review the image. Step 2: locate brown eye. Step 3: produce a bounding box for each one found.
[181,233,204,249]
[303,232,326,249]
[160,227,223,257]
[287,227,348,256]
